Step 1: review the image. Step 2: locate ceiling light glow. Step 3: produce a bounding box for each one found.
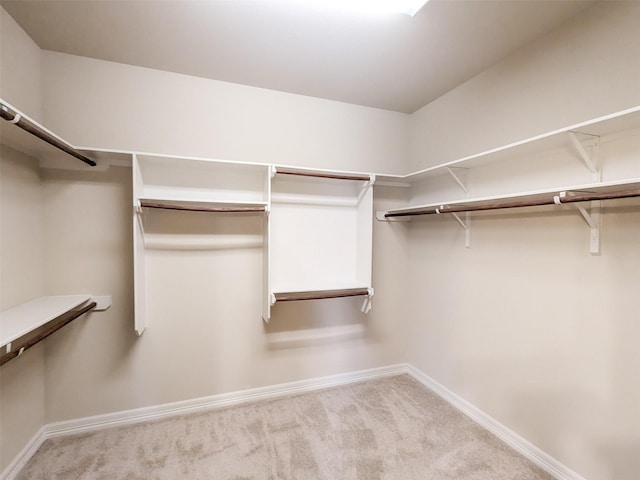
[300,0,429,17]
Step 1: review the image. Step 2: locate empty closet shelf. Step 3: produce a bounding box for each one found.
[0,295,93,349]
[138,199,268,213]
[272,287,371,302]
[0,99,96,167]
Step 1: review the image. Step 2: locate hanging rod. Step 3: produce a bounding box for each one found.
[0,301,97,366]
[273,287,370,302]
[385,187,640,218]
[275,167,371,182]
[0,102,96,167]
[139,199,267,213]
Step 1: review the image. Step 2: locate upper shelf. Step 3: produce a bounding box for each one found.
[0,295,92,349]
[134,154,271,205]
[377,106,640,185]
[0,99,97,167]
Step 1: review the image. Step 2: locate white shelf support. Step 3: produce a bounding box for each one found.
[555,191,601,254]
[449,212,471,248]
[445,167,471,248]
[446,167,470,194]
[568,131,601,181]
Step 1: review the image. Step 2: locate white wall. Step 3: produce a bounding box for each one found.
[42,52,409,175]
[409,1,640,170]
[0,147,46,472]
[405,2,640,479]
[0,8,45,474]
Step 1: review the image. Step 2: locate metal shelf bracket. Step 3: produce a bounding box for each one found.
[555,191,601,254]
[446,167,470,194]
[438,210,471,248]
[445,167,471,248]
[568,131,601,181]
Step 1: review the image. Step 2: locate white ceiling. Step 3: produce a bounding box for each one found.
[2,0,597,113]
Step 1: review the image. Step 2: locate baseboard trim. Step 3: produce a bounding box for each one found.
[43,364,406,439]
[0,426,46,480]
[2,363,585,480]
[405,364,587,480]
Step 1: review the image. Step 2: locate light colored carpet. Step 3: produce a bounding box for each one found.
[18,375,553,479]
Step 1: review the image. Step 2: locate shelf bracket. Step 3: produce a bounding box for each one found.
[446,167,470,194]
[568,132,601,181]
[446,211,471,248]
[555,191,601,254]
[444,167,471,248]
[360,288,374,314]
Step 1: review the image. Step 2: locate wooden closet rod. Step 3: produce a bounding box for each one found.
[0,301,97,367]
[0,102,96,167]
[139,199,267,213]
[386,187,640,218]
[275,167,371,182]
[274,288,370,302]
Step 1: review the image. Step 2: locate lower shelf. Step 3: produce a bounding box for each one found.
[0,295,112,366]
[1,295,92,349]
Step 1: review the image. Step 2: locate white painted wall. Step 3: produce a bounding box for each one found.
[0,9,45,474]
[0,147,46,473]
[41,52,409,175]
[409,1,640,170]
[405,2,640,479]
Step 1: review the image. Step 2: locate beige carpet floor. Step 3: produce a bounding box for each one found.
[18,375,554,479]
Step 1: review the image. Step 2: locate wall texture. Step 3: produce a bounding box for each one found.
[41,52,409,175]
[0,8,45,474]
[409,1,640,170]
[405,2,640,479]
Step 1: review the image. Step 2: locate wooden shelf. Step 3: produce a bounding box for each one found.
[0,295,92,348]
[139,198,267,213]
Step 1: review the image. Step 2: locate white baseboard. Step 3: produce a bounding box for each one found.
[405,364,587,480]
[0,426,46,480]
[43,364,406,438]
[2,363,584,480]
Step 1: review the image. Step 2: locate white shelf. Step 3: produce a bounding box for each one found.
[0,295,92,348]
[134,154,270,204]
[377,106,640,184]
